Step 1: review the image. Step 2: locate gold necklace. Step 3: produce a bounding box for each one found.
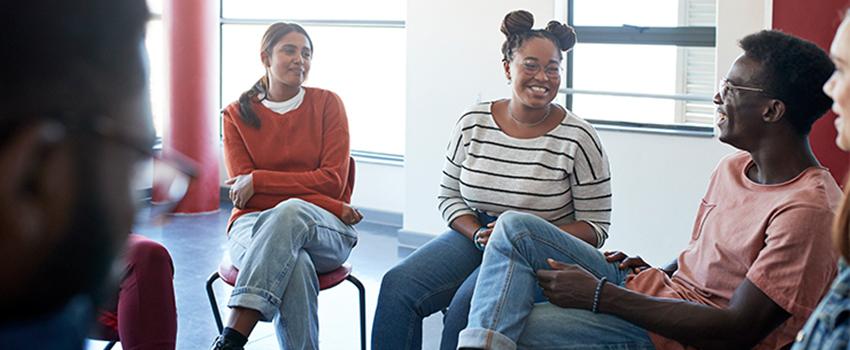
[508,101,552,127]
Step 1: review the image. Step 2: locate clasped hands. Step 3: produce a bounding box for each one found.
[226,174,363,225]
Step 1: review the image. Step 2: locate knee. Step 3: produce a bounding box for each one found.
[378,265,413,301]
[491,211,537,243]
[497,210,538,228]
[268,199,314,224]
[126,237,174,275]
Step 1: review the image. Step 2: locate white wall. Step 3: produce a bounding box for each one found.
[401,0,771,264]
[596,131,732,264]
[350,161,405,213]
[404,0,556,233]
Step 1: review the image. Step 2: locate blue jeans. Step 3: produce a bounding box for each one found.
[227,198,358,350]
[372,211,496,350]
[458,211,654,350]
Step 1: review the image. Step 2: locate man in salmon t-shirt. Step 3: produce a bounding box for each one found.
[456,31,842,350]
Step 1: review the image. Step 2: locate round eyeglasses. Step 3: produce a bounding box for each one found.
[519,61,563,79]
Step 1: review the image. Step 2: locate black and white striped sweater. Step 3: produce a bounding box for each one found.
[438,102,612,247]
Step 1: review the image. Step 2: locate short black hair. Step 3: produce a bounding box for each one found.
[739,30,834,135]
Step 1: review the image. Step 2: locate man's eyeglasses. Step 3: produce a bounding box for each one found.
[54,113,197,227]
[142,150,196,227]
[718,79,768,100]
[520,61,563,79]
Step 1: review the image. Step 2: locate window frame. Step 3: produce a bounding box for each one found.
[147,10,164,144]
[563,0,717,136]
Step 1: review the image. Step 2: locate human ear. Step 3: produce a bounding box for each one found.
[0,121,67,245]
[762,99,786,124]
[261,51,270,67]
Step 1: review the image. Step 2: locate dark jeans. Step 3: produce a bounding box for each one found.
[371,211,495,350]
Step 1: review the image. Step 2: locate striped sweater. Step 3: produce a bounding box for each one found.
[438,102,612,247]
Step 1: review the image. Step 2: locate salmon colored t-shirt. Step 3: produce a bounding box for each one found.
[625,151,841,350]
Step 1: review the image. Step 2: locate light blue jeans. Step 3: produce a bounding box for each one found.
[458,211,655,350]
[227,198,358,350]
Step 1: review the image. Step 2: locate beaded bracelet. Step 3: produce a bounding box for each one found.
[591,277,608,313]
[473,227,487,251]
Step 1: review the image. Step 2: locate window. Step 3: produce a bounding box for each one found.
[220,0,407,156]
[146,0,167,139]
[563,0,716,131]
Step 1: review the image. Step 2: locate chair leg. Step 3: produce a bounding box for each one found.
[346,274,367,350]
[103,340,117,350]
[206,272,224,334]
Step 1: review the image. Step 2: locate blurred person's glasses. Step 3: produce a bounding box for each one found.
[140,151,196,227]
[53,113,197,227]
[520,60,563,79]
[718,78,768,100]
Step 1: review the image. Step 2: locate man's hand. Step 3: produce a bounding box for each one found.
[536,259,599,310]
[340,204,363,225]
[604,251,651,273]
[225,174,254,209]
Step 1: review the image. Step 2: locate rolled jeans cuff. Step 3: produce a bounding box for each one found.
[228,286,281,322]
[457,327,516,350]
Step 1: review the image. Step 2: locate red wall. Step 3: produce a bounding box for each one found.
[773,0,849,184]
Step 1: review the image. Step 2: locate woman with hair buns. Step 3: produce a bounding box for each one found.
[210,22,362,350]
[372,10,612,350]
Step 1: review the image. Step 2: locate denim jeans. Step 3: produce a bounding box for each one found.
[226,198,358,350]
[458,211,654,350]
[372,211,496,350]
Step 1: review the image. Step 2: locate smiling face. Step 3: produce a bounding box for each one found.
[824,18,850,151]
[713,54,773,150]
[263,31,312,89]
[504,37,562,109]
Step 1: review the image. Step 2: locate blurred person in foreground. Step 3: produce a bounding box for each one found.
[0,0,161,349]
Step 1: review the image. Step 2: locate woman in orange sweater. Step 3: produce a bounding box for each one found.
[210,22,362,350]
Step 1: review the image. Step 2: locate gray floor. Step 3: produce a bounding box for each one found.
[86,203,444,350]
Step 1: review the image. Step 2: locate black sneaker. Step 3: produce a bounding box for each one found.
[210,335,245,350]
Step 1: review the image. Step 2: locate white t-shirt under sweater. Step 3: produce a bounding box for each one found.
[438,101,612,247]
[260,87,304,115]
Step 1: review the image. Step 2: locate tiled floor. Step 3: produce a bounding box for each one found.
[86,203,444,350]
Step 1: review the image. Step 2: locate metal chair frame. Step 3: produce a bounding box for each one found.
[205,270,367,350]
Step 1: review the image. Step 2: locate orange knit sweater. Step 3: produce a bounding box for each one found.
[222,87,352,230]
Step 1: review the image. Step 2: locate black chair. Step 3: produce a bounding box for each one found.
[205,255,367,350]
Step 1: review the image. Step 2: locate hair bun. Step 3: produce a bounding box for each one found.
[545,21,577,51]
[500,10,534,37]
